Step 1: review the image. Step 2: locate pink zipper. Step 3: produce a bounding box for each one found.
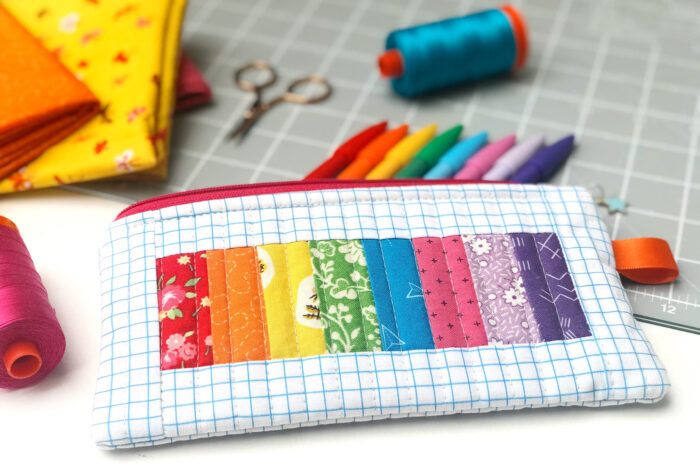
[116,179,504,220]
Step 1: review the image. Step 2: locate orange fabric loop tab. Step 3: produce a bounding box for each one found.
[612,237,679,284]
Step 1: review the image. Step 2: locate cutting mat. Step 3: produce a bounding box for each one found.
[71,0,700,332]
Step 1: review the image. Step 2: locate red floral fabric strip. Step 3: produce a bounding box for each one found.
[157,253,200,370]
[194,251,213,367]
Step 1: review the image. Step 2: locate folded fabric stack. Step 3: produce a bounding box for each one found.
[0,0,191,193]
[0,6,100,183]
[176,54,213,112]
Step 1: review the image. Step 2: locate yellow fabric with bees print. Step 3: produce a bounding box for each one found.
[257,243,326,359]
[257,244,299,359]
[286,241,326,357]
[0,0,186,192]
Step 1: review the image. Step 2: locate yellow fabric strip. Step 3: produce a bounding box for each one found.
[286,241,326,357]
[257,244,300,359]
[0,0,187,192]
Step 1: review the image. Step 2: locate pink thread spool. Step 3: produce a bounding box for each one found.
[0,216,65,389]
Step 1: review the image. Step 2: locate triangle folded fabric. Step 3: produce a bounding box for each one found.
[0,0,187,193]
[175,54,212,112]
[0,5,100,182]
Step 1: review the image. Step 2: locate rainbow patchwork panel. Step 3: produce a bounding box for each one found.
[156,233,590,370]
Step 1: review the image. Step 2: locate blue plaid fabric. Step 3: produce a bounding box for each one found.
[93,184,668,448]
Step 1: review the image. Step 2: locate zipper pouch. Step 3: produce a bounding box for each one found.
[93,180,668,448]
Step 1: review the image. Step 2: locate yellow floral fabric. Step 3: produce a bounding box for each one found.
[0,0,187,192]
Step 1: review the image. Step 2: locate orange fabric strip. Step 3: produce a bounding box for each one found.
[612,237,679,284]
[224,247,270,362]
[0,6,100,179]
[206,249,231,364]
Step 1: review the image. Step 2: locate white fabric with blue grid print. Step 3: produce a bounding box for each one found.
[93,183,668,449]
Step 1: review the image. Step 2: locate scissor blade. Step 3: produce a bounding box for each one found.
[227,117,252,140]
[227,103,263,142]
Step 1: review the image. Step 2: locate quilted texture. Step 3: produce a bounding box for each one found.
[93,183,668,448]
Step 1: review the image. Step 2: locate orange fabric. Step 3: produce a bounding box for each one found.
[224,247,270,362]
[206,249,231,364]
[0,5,99,180]
[612,237,679,284]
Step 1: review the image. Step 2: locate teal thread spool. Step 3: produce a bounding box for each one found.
[378,5,528,97]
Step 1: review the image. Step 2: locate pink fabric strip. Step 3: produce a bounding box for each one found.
[413,237,468,348]
[443,235,488,347]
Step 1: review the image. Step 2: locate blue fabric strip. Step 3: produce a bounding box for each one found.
[363,240,403,351]
[379,239,435,350]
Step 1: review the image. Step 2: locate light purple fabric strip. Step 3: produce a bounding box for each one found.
[462,234,542,344]
[534,233,592,339]
[510,233,565,341]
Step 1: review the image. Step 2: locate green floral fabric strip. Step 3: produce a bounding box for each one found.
[309,239,382,353]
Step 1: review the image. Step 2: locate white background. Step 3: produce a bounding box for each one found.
[0,189,698,464]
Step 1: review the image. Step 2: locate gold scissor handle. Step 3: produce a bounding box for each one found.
[234,60,278,92]
[283,75,332,104]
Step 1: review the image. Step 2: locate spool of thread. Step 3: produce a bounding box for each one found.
[0,216,65,389]
[378,5,528,97]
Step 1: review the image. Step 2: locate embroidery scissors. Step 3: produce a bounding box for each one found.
[228,60,332,141]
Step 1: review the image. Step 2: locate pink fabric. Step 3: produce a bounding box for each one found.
[176,54,212,112]
[443,235,488,347]
[413,237,468,348]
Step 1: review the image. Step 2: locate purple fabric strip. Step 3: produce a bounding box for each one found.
[510,233,565,341]
[463,234,542,344]
[534,233,592,339]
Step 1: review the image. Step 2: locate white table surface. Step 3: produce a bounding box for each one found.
[0,188,698,464]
